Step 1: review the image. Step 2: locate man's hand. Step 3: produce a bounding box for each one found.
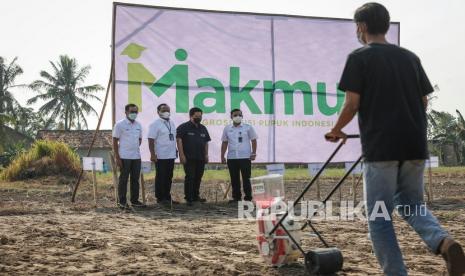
[116,156,123,168]
[250,153,257,161]
[221,156,226,164]
[325,129,347,143]
[150,154,158,163]
[205,155,209,164]
[179,153,186,165]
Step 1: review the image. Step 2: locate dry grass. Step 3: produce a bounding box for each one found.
[0,140,81,181]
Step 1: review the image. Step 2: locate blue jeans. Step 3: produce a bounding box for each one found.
[363,160,449,275]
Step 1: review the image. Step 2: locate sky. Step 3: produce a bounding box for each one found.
[1,0,464,130]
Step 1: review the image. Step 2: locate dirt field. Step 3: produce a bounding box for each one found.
[0,171,464,275]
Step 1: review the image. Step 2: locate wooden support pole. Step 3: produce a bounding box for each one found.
[316,179,321,201]
[71,61,113,202]
[222,182,231,200]
[140,173,146,204]
[92,169,98,207]
[109,152,118,205]
[352,174,357,203]
[428,164,434,202]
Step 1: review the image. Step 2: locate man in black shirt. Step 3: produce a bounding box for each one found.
[176,107,211,205]
[325,3,465,275]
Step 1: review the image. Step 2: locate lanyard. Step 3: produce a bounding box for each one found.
[163,120,172,134]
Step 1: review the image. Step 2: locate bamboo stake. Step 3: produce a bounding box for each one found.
[316,179,321,201]
[140,173,146,204]
[222,182,231,200]
[428,163,434,202]
[92,169,98,207]
[71,61,114,202]
[109,151,119,205]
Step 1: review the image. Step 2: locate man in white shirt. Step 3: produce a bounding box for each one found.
[221,109,258,202]
[148,103,178,205]
[112,103,145,209]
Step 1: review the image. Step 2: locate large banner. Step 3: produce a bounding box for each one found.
[112,3,400,163]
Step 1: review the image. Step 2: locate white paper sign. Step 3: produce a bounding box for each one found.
[252,183,266,195]
[266,164,285,176]
[83,157,103,171]
[425,156,439,168]
[141,161,152,174]
[308,163,325,176]
[345,161,363,175]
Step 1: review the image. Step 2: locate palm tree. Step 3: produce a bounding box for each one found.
[0,57,24,116]
[28,55,103,130]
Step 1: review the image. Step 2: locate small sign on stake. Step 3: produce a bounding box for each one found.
[141,161,152,174]
[82,157,104,171]
[307,163,325,177]
[345,161,363,175]
[266,164,285,176]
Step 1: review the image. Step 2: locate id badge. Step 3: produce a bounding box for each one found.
[238,136,243,143]
[169,134,174,141]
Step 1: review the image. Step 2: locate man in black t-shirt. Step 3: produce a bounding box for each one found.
[176,107,211,205]
[325,3,465,275]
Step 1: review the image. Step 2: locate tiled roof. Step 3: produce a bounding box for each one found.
[37,130,112,149]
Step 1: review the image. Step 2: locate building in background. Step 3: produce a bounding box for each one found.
[37,130,113,167]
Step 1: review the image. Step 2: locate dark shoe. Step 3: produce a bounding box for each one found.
[440,237,465,276]
[243,197,253,201]
[131,201,147,208]
[158,200,170,206]
[228,199,239,204]
[118,203,131,210]
[194,197,207,203]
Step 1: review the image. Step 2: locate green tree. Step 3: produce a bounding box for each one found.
[428,109,465,164]
[0,57,24,116]
[13,106,56,137]
[28,55,103,130]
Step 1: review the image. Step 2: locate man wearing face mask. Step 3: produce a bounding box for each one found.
[221,109,257,202]
[148,103,178,205]
[176,107,211,205]
[112,103,145,209]
[325,3,465,275]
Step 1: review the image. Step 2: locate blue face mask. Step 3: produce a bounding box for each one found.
[128,112,137,121]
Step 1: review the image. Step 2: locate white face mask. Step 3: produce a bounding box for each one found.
[159,111,170,119]
[232,116,242,124]
[127,113,137,121]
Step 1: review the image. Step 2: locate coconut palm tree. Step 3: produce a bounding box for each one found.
[28,55,103,130]
[0,57,24,116]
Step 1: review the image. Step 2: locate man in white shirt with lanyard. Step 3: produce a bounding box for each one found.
[112,103,145,209]
[148,103,178,205]
[221,109,258,202]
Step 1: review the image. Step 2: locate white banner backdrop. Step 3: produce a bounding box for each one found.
[112,3,400,162]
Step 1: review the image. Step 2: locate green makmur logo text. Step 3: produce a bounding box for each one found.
[121,43,344,115]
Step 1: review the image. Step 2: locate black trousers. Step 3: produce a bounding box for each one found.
[155,159,175,202]
[183,159,205,202]
[118,159,141,204]
[227,159,252,201]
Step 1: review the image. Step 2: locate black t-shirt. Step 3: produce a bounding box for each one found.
[338,43,434,161]
[176,121,211,160]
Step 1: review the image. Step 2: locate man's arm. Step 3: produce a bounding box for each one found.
[204,143,209,164]
[221,141,228,163]
[251,139,257,161]
[325,91,360,142]
[177,138,186,164]
[423,96,428,111]
[112,137,122,167]
[148,138,157,162]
